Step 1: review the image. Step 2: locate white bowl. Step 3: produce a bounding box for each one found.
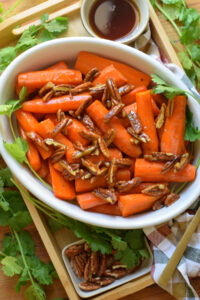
[81,0,149,44]
[0,37,199,229]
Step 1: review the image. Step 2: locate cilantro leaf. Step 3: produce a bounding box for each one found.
[38,29,53,43]
[40,13,49,24]
[189,44,200,62]
[19,86,28,102]
[180,20,200,45]
[9,211,32,231]
[163,4,180,20]
[160,0,182,4]
[185,105,200,141]
[115,247,140,269]
[15,25,39,53]
[124,229,144,250]
[1,234,19,256]
[1,256,22,277]
[18,231,35,256]
[15,267,29,293]
[4,137,28,164]
[0,167,14,187]
[0,193,10,211]
[139,248,150,259]
[178,51,193,70]
[0,208,10,226]
[0,47,16,72]
[24,283,46,300]
[44,17,68,37]
[151,74,166,85]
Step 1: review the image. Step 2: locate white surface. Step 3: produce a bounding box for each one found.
[81,0,149,44]
[62,239,153,298]
[0,37,200,229]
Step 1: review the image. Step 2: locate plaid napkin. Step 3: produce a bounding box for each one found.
[132,25,200,300]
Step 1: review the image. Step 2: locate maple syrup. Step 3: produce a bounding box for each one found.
[89,0,139,41]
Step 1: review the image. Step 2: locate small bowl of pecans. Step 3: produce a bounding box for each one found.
[62,239,153,298]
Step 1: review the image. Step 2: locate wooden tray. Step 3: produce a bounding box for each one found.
[14,1,182,299]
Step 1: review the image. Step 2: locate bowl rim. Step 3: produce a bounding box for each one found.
[0,36,199,229]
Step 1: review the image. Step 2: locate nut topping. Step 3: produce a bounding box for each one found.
[128,111,143,134]
[84,67,99,83]
[161,157,179,174]
[128,127,150,143]
[104,103,125,123]
[75,96,93,117]
[117,177,142,193]
[90,251,99,275]
[107,158,117,187]
[118,84,135,96]
[73,146,97,159]
[79,130,99,141]
[57,109,65,122]
[51,148,66,164]
[98,136,110,158]
[65,244,84,257]
[93,188,117,204]
[70,82,93,94]
[144,152,176,162]
[156,103,166,129]
[44,138,66,149]
[142,184,169,197]
[39,82,55,97]
[82,114,95,132]
[98,254,107,277]
[51,118,69,137]
[103,129,116,147]
[79,281,101,291]
[26,132,49,151]
[106,78,121,102]
[164,193,180,206]
[174,153,189,173]
[115,158,133,168]
[104,268,127,279]
[81,158,101,175]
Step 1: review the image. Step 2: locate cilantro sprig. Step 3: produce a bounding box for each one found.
[150,0,200,90]
[0,13,68,72]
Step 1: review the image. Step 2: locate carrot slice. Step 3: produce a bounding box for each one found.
[87,148,122,163]
[134,159,196,182]
[116,169,131,181]
[93,64,127,87]
[49,161,75,200]
[121,86,147,105]
[15,109,39,132]
[119,194,160,217]
[161,95,186,155]
[22,93,91,113]
[124,100,159,117]
[75,51,151,87]
[37,160,49,178]
[77,193,108,210]
[66,118,90,146]
[136,90,159,154]
[45,61,68,70]
[86,100,141,158]
[75,177,106,193]
[89,204,121,216]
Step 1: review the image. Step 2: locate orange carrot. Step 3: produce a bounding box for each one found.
[121,86,147,105]
[116,169,131,181]
[89,204,121,216]
[119,194,160,217]
[75,177,107,193]
[152,93,166,107]
[19,126,41,171]
[117,117,130,128]
[35,144,53,160]
[86,100,141,158]
[136,90,159,154]
[134,159,196,182]
[75,51,151,87]
[17,69,82,92]
[87,148,122,163]
[161,95,186,155]
[66,118,90,146]
[22,93,91,113]
[77,193,108,210]
[93,64,127,87]
[37,160,49,178]
[124,100,159,117]
[15,109,39,132]
[45,61,68,70]
[151,98,160,116]
[49,161,75,200]
[124,182,168,194]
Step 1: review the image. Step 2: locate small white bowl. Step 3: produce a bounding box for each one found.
[62,239,153,298]
[81,0,149,44]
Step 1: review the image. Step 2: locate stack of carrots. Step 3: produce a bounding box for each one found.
[15,52,196,217]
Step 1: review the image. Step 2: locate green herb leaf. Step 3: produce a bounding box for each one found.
[15,267,29,293]
[0,167,14,187]
[38,29,53,43]
[24,283,46,300]
[189,44,200,62]
[44,17,68,37]
[178,51,193,70]
[4,137,28,163]
[0,47,16,72]
[139,248,150,259]
[15,25,39,53]
[1,256,22,277]
[40,13,49,24]
[1,234,19,256]
[185,105,200,141]
[9,211,32,231]
[19,86,28,102]
[18,231,35,256]
[115,247,140,269]
[124,229,144,250]
[0,208,10,225]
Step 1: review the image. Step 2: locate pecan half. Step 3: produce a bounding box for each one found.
[128,127,150,143]
[43,89,54,101]
[81,158,101,175]
[102,86,109,105]
[57,109,65,122]
[144,152,176,162]
[67,82,92,95]
[104,268,127,279]
[106,78,121,102]
[111,260,127,269]
[104,128,116,146]
[104,103,125,123]
[115,158,133,168]
[84,259,91,281]
[53,84,74,95]
[73,146,97,159]
[117,177,142,193]
[152,196,166,211]
[79,281,100,291]
[51,118,68,137]
[90,251,99,275]
[93,188,117,204]
[82,114,95,131]
[174,153,189,173]
[65,244,84,257]
[118,84,135,96]
[59,160,77,177]
[75,255,86,275]
[44,138,66,149]
[98,254,107,277]
[89,84,105,98]
[156,103,166,129]
[128,111,143,134]
[75,96,93,117]
[51,148,66,164]
[99,277,115,286]
[164,193,180,206]
[98,136,110,158]
[84,67,99,82]
[142,184,169,197]
[107,158,117,187]
[162,157,179,174]
[26,132,49,151]
[79,130,99,141]
[39,82,55,97]
[71,257,83,279]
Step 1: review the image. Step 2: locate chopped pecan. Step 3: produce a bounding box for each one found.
[73,141,85,151]
[26,132,49,151]
[128,111,143,134]
[164,193,180,206]
[115,158,133,168]
[93,188,117,204]
[104,103,125,123]
[59,160,77,177]
[156,103,166,129]
[51,118,68,137]
[71,257,83,279]
[65,244,84,257]
[152,196,166,211]
[80,170,93,180]
[43,89,54,101]
[103,128,116,147]
[107,158,117,187]
[99,277,115,286]
[104,268,127,279]
[82,114,95,132]
[75,96,93,117]
[53,84,74,95]
[117,177,142,193]
[51,148,66,164]
[79,130,99,141]
[81,158,101,175]
[118,84,135,96]
[90,251,99,275]
[39,82,55,97]
[106,78,121,102]
[174,153,189,173]
[128,127,150,143]
[79,281,100,291]
[75,255,86,275]
[162,157,179,174]
[102,86,109,105]
[84,67,99,82]
[98,254,107,277]
[98,136,110,158]
[142,184,169,197]
[57,109,65,122]
[44,138,66,149]
[89,84,105,98]
[144,152,176,162]
[73,146,97,159]
[84,259,91,281]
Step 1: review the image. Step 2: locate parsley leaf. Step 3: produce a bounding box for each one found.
[185,105,200,141]
[4,137,28,164]
[1,256,22,277]
[0,47,16,72]
[43,17,68,37]
[124,229,144,250]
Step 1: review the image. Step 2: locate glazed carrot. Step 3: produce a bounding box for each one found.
[75,177,107,193]
[33,113,44,121]
[17,69,82,92]
[87,148,122,163]
[77,193,108,210]
[22,93,92,113]
[151,98,160,116]
[125,182,168,194]
[136,90,159,154]
[116,169,131,181]
[66,118,90,146]
[123,103,137,114]
[75,51,151,87]
[53,162,63,173]
[49,161,75,200]
[86,100,141,158]
[119,194,160,217]
[37,160,49,178]
[35,144,53,160]
[161,95,186,155]
[121,86,147,105]
[45,61,68,70]
[134,159,196,182]
[93,64,127,87]
[15,109,39,132]
[117,116,130,128]
[152,93,166,107]
[89,204,121,216]
[123,100,159,119]
[19,126,41,171]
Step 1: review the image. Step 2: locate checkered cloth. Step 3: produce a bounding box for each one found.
[133,25,200,300]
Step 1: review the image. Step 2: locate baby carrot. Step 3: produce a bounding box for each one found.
[66,118,90,146]
[136,90,159,154]
[134,159,196,182]
[75,177,107,193]
[77,192,108,210]
[93,64,127,87]
[37,160,49,179]
[86,100,142,158]
[45,61,68,70]
[161,95,186,155]
[121,86,147,105]
[89,203,121,216]
[87,148,122,163]
[124,100,159,117]
[116,169,131,181]
[22,93,92,113]
[15,109,39,132]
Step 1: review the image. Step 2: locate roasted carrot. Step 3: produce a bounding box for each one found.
[86,100,141,158]
[89,204,121,216]
[87,148,122,163]
[22,93,92,113]
[121,86,147,105]
[77,192,108,210]
[136,90,159,154]
[119,194,160,217]
[116,169,131,181]
[124,182,168,194]
[161,95,186,155]
[45,61,68,70]
[151,98,160,116]
[93,64,127,87]
[49,161,75,200]
[17,69,82,92]
[75,51,151,87]
[75,177,107,193]
[134,159,196,182]
[19,126,41,171]
[152,93,166,107]
[66,118,90,146]
[35,144,53,160]
[37,160,49,178]
[124,99,159,117]
[15,109,39,132]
